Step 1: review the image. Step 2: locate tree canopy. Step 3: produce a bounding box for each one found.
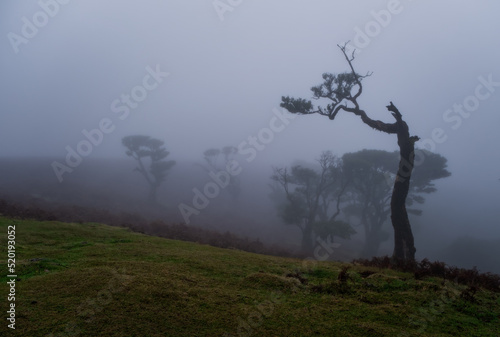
[122,135,176,204]
[271,151,354,252]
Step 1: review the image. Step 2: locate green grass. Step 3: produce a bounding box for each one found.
[1,216,499,336]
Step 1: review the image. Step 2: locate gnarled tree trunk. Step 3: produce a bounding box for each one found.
[387,103,418,262]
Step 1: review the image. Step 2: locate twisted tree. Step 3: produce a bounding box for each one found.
[280,43,420,262]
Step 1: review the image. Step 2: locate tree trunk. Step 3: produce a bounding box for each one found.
[362,208,389,257]
[347,102,418,262]
[148,184,158,204]
[301,223,313,253]
[390,108,417,262]
[360,210,373,257]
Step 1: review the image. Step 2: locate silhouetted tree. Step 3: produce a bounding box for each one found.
[342,149,451,257]
[280,43,420,262]
[122,135,176,204]
[271,151,354,252]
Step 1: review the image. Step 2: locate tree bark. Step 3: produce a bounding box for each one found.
[387,103,417,262]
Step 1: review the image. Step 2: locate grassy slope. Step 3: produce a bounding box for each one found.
[0,217,499,337]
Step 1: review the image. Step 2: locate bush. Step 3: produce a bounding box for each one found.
[353,256,500,292]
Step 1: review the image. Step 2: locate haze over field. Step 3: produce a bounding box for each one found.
[1,1,499,271]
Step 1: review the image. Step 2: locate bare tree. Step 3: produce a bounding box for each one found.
[280,43,420,262]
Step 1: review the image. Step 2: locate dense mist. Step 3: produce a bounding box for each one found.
[1,1,499,273]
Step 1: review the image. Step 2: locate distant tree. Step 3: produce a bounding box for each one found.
[201,146,241,201]
[122,135,176,204]
[271,151,355,252]
[280,43,421,262]
[342,149,451,257]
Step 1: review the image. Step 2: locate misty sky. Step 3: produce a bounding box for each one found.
[1,2,499,205]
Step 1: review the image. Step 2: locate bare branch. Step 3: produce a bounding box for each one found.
[337,43,371,101]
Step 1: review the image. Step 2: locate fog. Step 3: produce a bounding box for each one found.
[1,1,499,272]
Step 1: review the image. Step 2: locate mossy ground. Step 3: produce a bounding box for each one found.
[1,217,499,336]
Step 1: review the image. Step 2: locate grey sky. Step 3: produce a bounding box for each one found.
[1,1,499,187]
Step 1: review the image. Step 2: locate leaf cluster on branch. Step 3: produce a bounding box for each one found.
[122,135,176,188]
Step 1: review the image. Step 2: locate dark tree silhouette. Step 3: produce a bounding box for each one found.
[280,43,420,262]
[122,135,176,204]
[342,149,450,257]
[270,151,354,252]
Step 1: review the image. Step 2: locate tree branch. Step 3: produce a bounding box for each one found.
[281,42,399,136]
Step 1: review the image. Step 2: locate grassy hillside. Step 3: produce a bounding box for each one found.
[1,217,499,336]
